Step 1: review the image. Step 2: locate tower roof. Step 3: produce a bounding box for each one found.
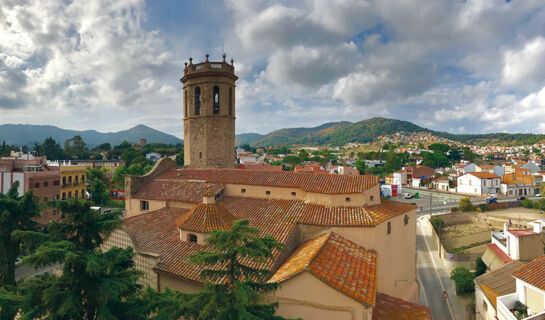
[176,202,236,233]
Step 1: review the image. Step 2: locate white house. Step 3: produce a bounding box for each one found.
[496,255,545,320]
[500,182,534,197]
[145,152,161,162]
[411,177,422,188]
[457,172,501,195]
[393,171,407,187]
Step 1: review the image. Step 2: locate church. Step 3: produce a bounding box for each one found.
[102,55,432,320]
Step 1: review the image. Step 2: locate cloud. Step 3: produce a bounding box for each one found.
[502,37,545,91]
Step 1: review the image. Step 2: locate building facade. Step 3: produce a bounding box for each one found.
[60,165,86,200]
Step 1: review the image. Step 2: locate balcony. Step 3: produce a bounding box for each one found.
[492,231,507,248]
[497,293,545,320]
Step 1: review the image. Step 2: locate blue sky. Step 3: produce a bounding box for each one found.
[1,0,545,138]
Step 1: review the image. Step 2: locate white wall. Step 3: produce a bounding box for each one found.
[1,172,25,196]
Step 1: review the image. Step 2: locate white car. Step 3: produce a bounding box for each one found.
[536,194,543,197]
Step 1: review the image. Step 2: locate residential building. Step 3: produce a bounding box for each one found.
[457,172,501,196]
[393,171,407,187]
[496,255,545,319]
[0,156,60,201]
[59,165,86,200]
[474,261,525,320]
[385,174,394,185]
[329,165,359,175]
[522,162,542,174]
[405,165,435,185]
[49,159,125,170]
[432,177,450,191]
[477,164,505,177]
[145,152,162,162]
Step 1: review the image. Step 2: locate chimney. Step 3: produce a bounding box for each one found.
[532,221,542,233]
[202,185,216,204]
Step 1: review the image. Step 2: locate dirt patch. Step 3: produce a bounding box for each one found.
[440,223,492,238]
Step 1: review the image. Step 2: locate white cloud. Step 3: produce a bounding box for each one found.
[502,37,545,91]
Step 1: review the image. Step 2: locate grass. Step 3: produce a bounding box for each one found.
[103,199,125,208]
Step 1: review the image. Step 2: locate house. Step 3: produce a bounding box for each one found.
[454,162,477,175]
[145,152,162,162]
[393,171,407,187]
[484,220,545,270]
[365,160,386,168]
[474,261,525,320]
[457,172,501,196]
[522,162,541,174]
[385,174,394,185]
[412,177,422,188]
[432,177,450,191]
[405,166,435,184]
[496,255,545,319]
[477,164,505,177]
[329,166,359,175]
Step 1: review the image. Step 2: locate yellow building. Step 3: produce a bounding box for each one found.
[60,165,87,200]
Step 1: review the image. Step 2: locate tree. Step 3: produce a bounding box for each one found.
[40,137,66,160]
[87,168,110,206]
[427,143,450,153]
[176,149,184,167]
[13,199,145,319]
[458,197,475,212]
[150,220,293,320]
[298,149,309,162]
[417,142,425,149]
[462,147,476,162]
[64,135,87,159]
[0,182,41,286]
[450,267,475,295]
[475,257,487,277]
[283,156,301,167]
[355,159,366,174]
[95,143,112,151]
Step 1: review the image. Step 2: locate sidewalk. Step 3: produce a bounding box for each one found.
[417,216,473,320]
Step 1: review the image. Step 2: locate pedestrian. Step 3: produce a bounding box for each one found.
[442,290,448,304]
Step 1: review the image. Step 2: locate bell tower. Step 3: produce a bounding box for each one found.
[181,54,238,168]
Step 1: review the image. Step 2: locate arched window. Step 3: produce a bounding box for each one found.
[184,90,188,117]
[229,87,233,116]
[213,86,220,114]
[187,233,198,242]
[194,87,201,115]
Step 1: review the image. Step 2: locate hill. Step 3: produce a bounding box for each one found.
[250,121,353,147]
[0,124,183,147]
[235,133,264,146]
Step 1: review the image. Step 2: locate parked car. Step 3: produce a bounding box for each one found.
[517,196,526,201]
[536,194,542,197]
[486,198,497,204]
[404,193,414,199]
[488,194,498,200]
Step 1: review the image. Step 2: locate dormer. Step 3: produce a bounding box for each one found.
[176,187,235,245]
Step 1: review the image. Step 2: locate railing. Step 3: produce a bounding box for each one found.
[492,232,507,247]
[497,293,545,320]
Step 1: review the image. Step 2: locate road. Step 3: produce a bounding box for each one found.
[417,215,468,320]
[15,263,61,281]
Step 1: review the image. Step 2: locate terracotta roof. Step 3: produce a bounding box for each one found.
[474,261,524,308]
[268,232,378,307]
[512,255,545,290]
[372,292,431,320]
[466,172,500,179]
[507,229,538,237]
[133,180,224,203]
[159,168,379,194]
[242,163,283,171]
[176,203,236,232]
[486,243,512,263]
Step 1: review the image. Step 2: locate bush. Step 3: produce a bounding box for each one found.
[476,207,482,212]
[431,217,445,232]
[520,198,533,209]
[451,207,459,212]
[458,197,475,212]
[475,257,487,277]
[478,204,486,212]
[533,199,545,210]
[450,267,475,295]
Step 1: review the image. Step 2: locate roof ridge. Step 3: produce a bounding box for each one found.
[303,233,333,271]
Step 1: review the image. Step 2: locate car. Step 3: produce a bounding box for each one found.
[404,193,414,199]
[536,194,543,197]
[517,196,526,201]
[488,194,498,200]
[486,198,497,204]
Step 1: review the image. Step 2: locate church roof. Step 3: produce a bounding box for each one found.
[132,179,224,203]
[176,202,236,232]
[157,168,379,194]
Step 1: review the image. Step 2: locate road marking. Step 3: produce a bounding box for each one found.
[418,216,457,320]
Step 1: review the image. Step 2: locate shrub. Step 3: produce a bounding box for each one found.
[533,199,545,210]
[431,217,445,232]
[479,204,486,212]
[520,199,533,209]
[451,207,459,212]
[476,207,482,212]
[450,267,475,295]
[475,257,487,277]
[458,197,475,212]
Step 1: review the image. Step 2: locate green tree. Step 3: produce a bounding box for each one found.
[64,135,87,159]
[13,199,145,319]
[355,159,366,174]
[520,199,533,208]
[462,147,476,162]
[87,168,110,206]
[417,142,425,149]
[150,220,293,320]
[283,156,301,167]
[40,137,66,160]
[298,149,309,162]
[475,257,487,277]
[176,149,184,167]
[427,143,450,153]
[0,182,40,286]
[458,197,475,212]
[450,267,475,295]
[95,143,112,151]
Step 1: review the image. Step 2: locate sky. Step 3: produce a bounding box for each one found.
[1,0,545,138]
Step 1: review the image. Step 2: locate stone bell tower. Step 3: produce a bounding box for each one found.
[181,54,238,168]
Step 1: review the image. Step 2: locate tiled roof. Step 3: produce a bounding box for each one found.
[372,292,431,320]
[486,243,512,263]
[466,172,500,179]
[268,233,378,307]
[158,168,379,194]
[242,163,283,171]
[176,203,236,232]
[512,255,545,290]
[474,261,524,308]
[132,179,224,203]
[507,229,538,237]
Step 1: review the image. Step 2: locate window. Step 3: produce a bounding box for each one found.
[68,191,72,198]
[194,87,201,115]
[184,90,188,117]
[241,188,246,193]
[53,180,59,186]
[62,192,66,200]
[82,175,85,183]
[345,197,350,202]
[483,301,487,311]
[291,192,296,196]
[75,190,79,198]
[54,194,59,201]
[140,200,150,211]
[199,152,202,159]
[370,195,374,202]
[82,189,85,198]
[62,177,66,185]
[404,215,409,225]
[188,234,198,243]
[43,197,48,202]
[213,86,220,114]
[34,183,39,188]
[266,190,271,195]
[387,222,391,234]
[229,87,233,116]
[44,181,48,187]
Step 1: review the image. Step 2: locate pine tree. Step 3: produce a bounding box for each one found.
[148,220,297,320]
[14,199,146,319]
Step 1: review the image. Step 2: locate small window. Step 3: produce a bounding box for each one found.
[62,192,66,200]
[213,86,220,114]
[241,188,246,193]
[34,183,40,188]
[44,181,48,187]
[53,180,59,186]
[483,301,487,311]
[345,197,350,202]
[194,87,201,115]
[184,90,188,117]
[370,195,374,202]
[291,192,296,196]
[199,152,202,159]
[43,197,48,202]
[387,222,391,234]
[188,234,198,243]
[404,215,409,225]
[266,190,271,195]
[82,189,85,198]
[75,190,79,198]
[68,191,72,198]
[140,200,150,211]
